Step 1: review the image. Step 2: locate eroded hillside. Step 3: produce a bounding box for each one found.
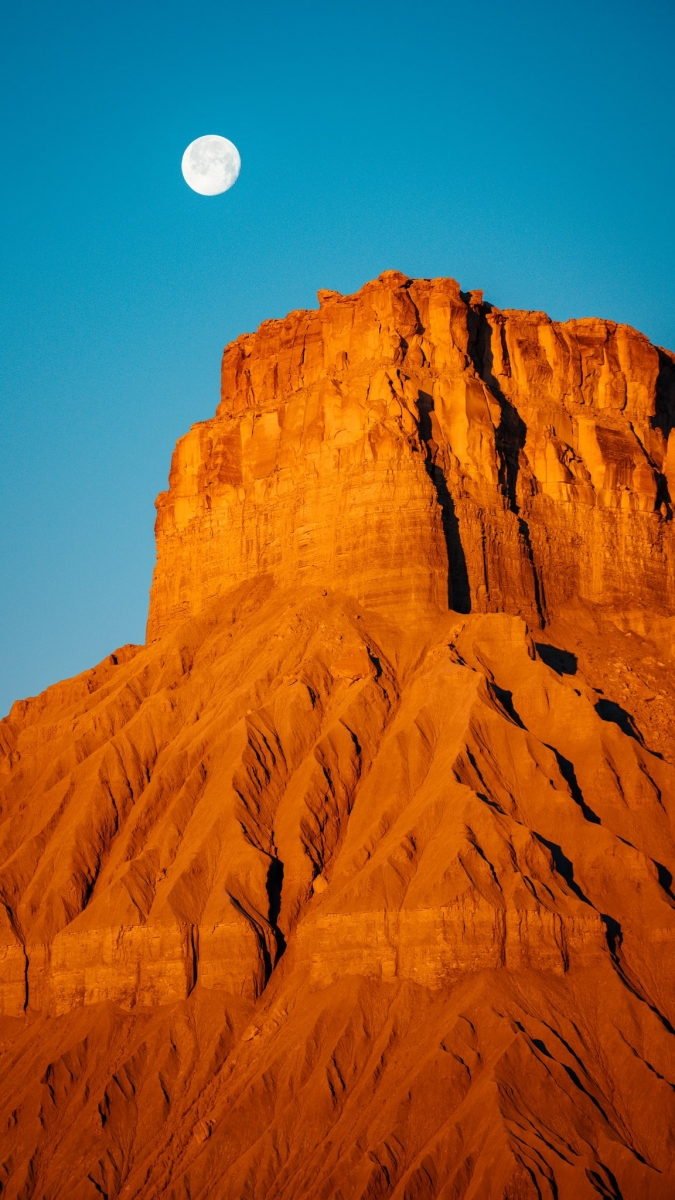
[1,272,675,1199]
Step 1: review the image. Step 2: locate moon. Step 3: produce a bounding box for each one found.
[181,135,241,196]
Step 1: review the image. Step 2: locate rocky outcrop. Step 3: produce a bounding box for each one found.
[1,274,675,1199]
[148,271,675,639]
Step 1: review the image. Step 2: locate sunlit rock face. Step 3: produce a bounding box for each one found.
[2,273,675,1199]
[148,270,675,639]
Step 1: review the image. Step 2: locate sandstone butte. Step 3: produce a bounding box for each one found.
[2,270,675,1200]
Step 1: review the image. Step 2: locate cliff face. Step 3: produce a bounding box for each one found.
[148,271,675,638]
[1,273,675,1200]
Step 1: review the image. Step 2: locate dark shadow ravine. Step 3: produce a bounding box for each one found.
[188,924,199,994]
[655,860,675,902]
[594,701,663,760]
[228,893,279,988]
[489,683,525,728]
[546,744,601,824]
[534,834,592,906]
[267,856,286,961]
[462,296,524,513]
[595,699,643,743]
[585,1164,625,1200]
[603,912,675,1037]
[651,348,675,519]
[416,391,471,613]
[463,300,547,625]
[652,347,675,442]
[536,643,578,676]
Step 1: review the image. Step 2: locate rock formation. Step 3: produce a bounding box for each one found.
[1,271,675,1198]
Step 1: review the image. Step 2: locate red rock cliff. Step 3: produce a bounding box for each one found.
[148,270,675,638]
[1,273,675,1200]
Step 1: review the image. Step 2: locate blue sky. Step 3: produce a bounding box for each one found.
[1,0,674,715]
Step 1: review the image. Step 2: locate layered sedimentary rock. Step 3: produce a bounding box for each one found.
[148,271,675,637]
[1,273,675,1199]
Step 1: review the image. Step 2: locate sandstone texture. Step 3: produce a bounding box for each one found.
[1,272,675,1199]
[149,271,675,636]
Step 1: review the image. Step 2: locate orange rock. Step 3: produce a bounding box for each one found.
[148,272,675,640]
[1,274,675,1198]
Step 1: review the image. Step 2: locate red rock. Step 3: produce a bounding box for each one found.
[1,273,675,1198]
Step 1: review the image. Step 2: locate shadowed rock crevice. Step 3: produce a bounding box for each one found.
[595,699,643,743]
[461,298,547,625]
[535,644,577,675]
[654,861,675,903]
[585,1164,625,1200]
[534,834,592,906]
[546,745,601,824]
[416,390,471,613]
[462,296,524,513]
[267,856,286,961]
[652,348,675,441]
[488,684,525,727]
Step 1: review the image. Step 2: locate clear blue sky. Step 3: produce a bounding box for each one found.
[1,0,674,716]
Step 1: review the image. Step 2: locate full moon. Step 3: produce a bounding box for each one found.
[181,135,241,196]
